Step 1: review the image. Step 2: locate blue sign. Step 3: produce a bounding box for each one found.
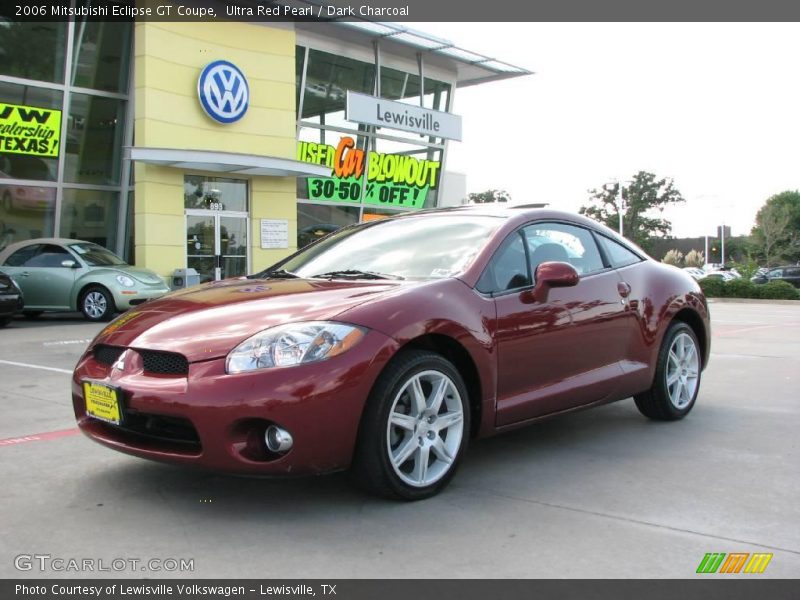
[197,60,249,124]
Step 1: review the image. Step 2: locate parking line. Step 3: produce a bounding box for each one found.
[0,428,80,448]
[0,359,72,375]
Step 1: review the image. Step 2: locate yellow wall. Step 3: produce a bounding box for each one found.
[134,21,298,279]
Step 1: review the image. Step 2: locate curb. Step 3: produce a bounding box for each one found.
[707,298,800,305]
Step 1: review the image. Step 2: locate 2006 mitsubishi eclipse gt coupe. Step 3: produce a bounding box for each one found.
[72,207,710,500]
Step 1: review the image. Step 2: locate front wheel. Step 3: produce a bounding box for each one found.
[635,321,701,420]
[350,350,470,500]
[80,286,115,322]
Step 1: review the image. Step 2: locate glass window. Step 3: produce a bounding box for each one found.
[26,243,71,267]
[596,235,643,269]
[297,203,359,249]
[523,223,604,278]
[280,214,502,280]
[59,188,118,249]
[0,82,63,182]
[71,20,132,93]
[0,183,56,251]
[63,94,126,185]
[768,268,783,278]
[301,49,375,122]
[0,21,67,83]
[68,242,126,266]
[183,175,248,212]
[476,231,530,294]
[3,243,41,266]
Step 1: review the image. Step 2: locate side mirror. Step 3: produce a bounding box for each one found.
[61,260,79,269]
[523,261,579,303]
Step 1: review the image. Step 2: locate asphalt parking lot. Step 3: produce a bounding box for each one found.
[0,302,798,579]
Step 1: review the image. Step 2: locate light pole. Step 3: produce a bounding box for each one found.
[604,180,625,237]
[720,221,726,267]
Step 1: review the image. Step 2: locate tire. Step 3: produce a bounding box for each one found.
[634,321,701,421]
[350,350,470,500]
[80,286,115,322]
[0,317,10,327]
[23,311,43,319]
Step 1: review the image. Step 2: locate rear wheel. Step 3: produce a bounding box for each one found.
[80,286,115,322]
[0,317,10,327]
[350,350,470,500]
[635,321,701,420]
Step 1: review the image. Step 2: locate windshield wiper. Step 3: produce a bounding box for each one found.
[250,269,298,280]
[311,269,404,281]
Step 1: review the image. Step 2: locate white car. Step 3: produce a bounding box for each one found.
[682,267,707,281]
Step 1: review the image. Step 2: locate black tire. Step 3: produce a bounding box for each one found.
[0,317,10,327]
[634,321,701,421]
[23,311,43,319]
[350,350,470,501]
[80,286,115,322]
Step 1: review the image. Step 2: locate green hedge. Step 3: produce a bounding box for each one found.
[699,277,799,300]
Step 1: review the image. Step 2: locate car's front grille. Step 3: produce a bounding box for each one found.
[120,412,200,446]
[140,350,189,375]
[94,345,124,366]
[93,345,189,375]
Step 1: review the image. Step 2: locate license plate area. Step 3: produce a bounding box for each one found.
[83,381,124,425]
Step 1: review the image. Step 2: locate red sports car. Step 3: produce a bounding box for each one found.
[72,207,710,500]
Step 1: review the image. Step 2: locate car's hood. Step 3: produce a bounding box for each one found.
[101,265,165,285]
[91,278,405,361]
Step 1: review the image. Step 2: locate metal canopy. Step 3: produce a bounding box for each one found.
[126,147,330,178]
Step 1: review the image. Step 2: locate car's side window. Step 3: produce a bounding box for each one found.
[476,232,531,294]
[596,235,643,268]
[3,244,42,267]
[768,268,783,278]
[25,244,73,268]
[522,223,604,278]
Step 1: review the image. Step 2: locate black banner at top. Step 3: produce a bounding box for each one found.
[2,0,800,22]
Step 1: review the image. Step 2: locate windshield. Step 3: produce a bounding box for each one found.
[68,243,127,267]
[272,214,503,280]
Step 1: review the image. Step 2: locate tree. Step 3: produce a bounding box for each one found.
[467,189,510,204]
[662,249,684,266]
[751,191,800,267]
[579,171,684,252]
[684,249,704,268]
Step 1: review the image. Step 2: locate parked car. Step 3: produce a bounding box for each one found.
[751,265,800,288]
[0,270,24,326]
[682,267,707,281]
[72,207,710,500]
[0,155,56,213]
[704,271,738,282]
[0,239,170,321]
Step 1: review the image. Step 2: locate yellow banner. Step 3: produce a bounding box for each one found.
[0,103,62,158]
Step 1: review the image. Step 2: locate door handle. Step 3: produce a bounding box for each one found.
[617,281,631,298]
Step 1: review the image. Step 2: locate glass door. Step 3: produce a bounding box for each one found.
[186,211,249,282]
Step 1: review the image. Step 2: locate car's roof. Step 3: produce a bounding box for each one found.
[0,237,93,260]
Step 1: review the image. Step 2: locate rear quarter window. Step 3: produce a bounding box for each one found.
[596,235,643,268]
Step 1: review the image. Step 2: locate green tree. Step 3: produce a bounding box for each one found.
[751,191,800,266]
[468,189,510,203]
[580,171,684,252]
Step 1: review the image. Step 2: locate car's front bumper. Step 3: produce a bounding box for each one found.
[111,286,170,310]
[71,330,400,475]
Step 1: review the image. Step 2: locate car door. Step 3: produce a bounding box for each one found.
[490,222,633,426]
[1,244,76,309]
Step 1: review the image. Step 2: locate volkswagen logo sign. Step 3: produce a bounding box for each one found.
[197,60,249,124]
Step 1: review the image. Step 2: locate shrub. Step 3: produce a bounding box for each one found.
[724,278,758,298]
[699,277,725,297]
[662,249,684,266]
[684,249,705,268]
[755,280,800,300]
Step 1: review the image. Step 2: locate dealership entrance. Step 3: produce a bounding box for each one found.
[184,175,249,282]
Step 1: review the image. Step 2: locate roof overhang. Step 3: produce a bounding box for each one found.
[126,147,330,178]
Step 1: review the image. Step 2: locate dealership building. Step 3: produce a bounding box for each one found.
[0,15,527,282]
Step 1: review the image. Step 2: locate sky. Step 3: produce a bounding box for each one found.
[421,23,800,238]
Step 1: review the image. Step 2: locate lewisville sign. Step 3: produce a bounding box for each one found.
[346,91,462,141]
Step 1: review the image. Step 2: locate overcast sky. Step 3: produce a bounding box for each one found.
[424,23,800,238]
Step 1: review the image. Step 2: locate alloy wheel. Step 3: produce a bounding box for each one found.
[83,291,108,319]
[386,370,464,488]
[665,332,699,409]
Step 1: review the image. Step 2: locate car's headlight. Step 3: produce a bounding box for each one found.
[226,321,367,373]
[116,275,135,287]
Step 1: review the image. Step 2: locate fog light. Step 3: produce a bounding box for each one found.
[265,425,293,453]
